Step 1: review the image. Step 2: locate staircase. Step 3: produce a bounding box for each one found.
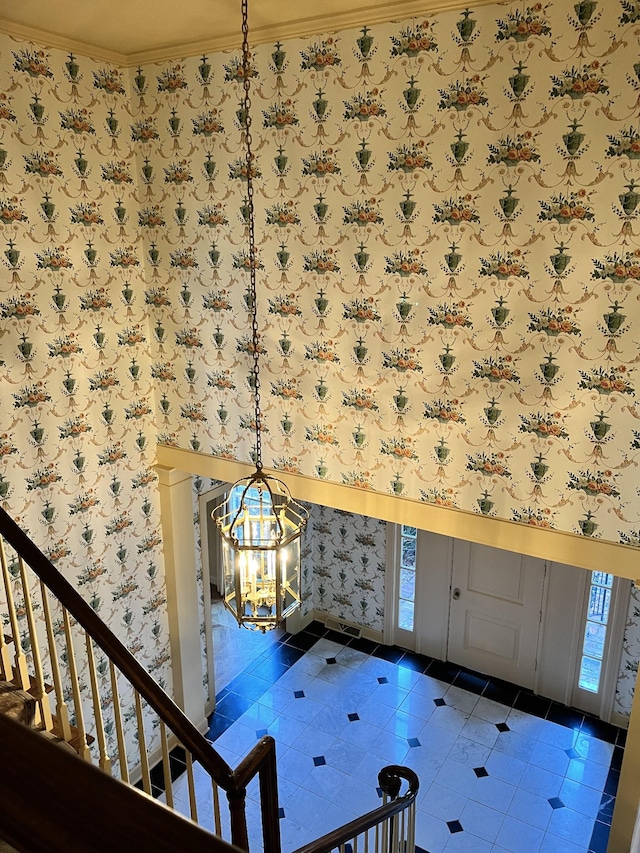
[0,504,418,852]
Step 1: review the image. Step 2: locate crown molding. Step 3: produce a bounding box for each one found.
[1,0,497,67]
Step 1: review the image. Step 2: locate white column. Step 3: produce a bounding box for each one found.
[156,466,207,733]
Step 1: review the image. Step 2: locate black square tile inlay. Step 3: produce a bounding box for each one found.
[495,722,510,733]
[278,807,285,819]
[313,756,326,767]
[447,820,463,834]
[565,747,580,760]
[348,712,360,722]
[377,676,389,684]
[326,657,337,665]
[408,737,421,748]
[474,767,489,778]
[294,690,305,699]
[548,797,564,810]
[256,728,268,738]
[433,697,446,707]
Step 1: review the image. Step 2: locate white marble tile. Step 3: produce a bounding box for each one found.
[539,831,589,853]
[301,762,351,801]
[369,681,410,709]
[537,719,577,750]
[460,716,500,748]
[275,667,315,690]
[311,704,352,737]
[214,721,260,755]
[429,704,470,735]
[447,734,491,769]
[495,815,545,853]
[434,758,478,798]
[507,787,552,830]
[415,811,450,853]
[384,708,424,739]
[518,764,563,799]
[529,740,570,777]
[264,713,308,747]
[257,684,294,713]
[546,806,594,848]
[290,726,336,757]
[506,708,544,738]
[412,673,450,699]
[566,757,610,791]
[280,695,323,724]
[300,675,341,704]
[419,720,460,754]
[444,830,494,851]
[306,638,346,657]
[444,685,480,714]
[471,696,511,724]
[277,746,314,785]
[471,776,517,813]
[419,781,467,822]
[236,702,279,729]
[370,728,411,763]
[323,740,367,775]
[337,718,380,750]
[572,732,615,766]
[330,777,380,814]
[357,696,399,727]
[285,784,332,825]
[493,729,536,762]
[334,645,370,670]
[399,689,437,721]
[484,751,527,787]
[459,799,505,843]
[558,778,603,818]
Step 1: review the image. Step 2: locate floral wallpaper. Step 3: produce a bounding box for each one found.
[1,0,640,733]
[0,40,169,765]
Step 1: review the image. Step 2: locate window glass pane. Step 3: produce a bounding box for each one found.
[401,537,416,570]
[591,572,613,588]
[400,568,415,603]
[398,598,414,631]
[579,656,602,693]
[583,621,607,658]
[401,525,417,537]
[588,587,611,624]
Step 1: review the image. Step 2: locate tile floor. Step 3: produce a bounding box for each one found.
[167,621,625,853]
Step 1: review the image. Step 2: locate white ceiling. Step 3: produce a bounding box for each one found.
[0,0,490,64]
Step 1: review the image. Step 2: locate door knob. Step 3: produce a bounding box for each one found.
[452,587,461,600]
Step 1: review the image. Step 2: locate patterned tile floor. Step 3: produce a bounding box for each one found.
[166,621,625,853]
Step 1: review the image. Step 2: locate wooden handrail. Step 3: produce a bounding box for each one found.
[0,712,241,853]
[291,765,419,853]
[0,505,281,853]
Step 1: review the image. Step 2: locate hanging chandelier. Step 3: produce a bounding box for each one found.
[212,0,308,632]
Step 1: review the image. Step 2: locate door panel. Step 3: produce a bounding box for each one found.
[448,542,546,688]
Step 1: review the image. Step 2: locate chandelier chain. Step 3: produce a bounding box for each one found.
[241,0,262,470]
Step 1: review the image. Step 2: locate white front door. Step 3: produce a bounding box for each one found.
[447,541,547,689]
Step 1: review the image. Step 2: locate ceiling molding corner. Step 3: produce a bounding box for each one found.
[0,17,127,65]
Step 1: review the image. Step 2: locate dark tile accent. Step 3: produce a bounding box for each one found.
[425,659,461,684]
[226,672,271,703]
[278,807,285,819]
[589,819,611,853]
[398,651,431,673]
[246,655,290,683]
[415,847,429,853]
[293,690,305,699]
[604,768,620,797]
[433,697,446,708]
[348,636,379,655]
[285,632,320,651]
[580,716,620,745]
[348,712,360,722]
[446,820,463,834]
[547,702,584,730]
[482,677,520,707]
[214,692,254,722]
[256,728,268,738]
[565,748,580,760]
[616,727,627,748]
[149,761,165,791]
[206,713,235,741]
[169,747,187,781]
[610,745,624,773]
[326,657,337,665]
[373,645,406,663]
[548,797,564,809]
[377,676,389,685]
[597,793,615,826]
[324,629,349,645]
[495,722,510,733]
[473,767,488,778]
[313,755,326,767]
[454,670,489,696]
[513,692,551,719]
[304,621,327,637]
[408,737,421,748]
[267,644,306,667]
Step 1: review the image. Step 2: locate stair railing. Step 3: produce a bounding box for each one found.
[292,766,419,853]
[0,505,279,853]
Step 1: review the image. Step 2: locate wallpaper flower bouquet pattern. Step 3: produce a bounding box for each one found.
[1,0,640,724]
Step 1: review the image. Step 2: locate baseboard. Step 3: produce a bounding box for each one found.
[312,609,384,645]
[611,710,630,730]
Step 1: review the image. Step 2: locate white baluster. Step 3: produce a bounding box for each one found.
[40,580,71,741]
[85,632,111,773]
